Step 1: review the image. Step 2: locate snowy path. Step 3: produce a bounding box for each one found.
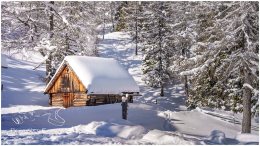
[97,29,259,144]
[98,31,187,110]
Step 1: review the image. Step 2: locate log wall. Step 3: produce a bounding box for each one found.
[49,93,125,107]
[73,93,90,106]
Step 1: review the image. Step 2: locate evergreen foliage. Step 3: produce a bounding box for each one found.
[2,1,101,82]
[1,1,258,133]
[115,2,128,31]
[139,2,175,96]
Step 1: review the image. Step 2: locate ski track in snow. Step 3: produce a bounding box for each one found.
[9,108,65,126]
[41,109,66,126]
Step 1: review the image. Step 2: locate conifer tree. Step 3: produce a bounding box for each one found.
[141,2,173,96]
[115,2,128,31]
[2,1,101,83]
[124,1,143,55]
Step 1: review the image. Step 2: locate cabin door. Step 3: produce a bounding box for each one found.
[63,93,74,108]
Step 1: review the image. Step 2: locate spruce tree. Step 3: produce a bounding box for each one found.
[115,2,128,31]
[2,1,101,83]
[124,1,143,55]
[141,2,173,96]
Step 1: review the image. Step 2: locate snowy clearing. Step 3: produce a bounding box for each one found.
[1,27,259,145]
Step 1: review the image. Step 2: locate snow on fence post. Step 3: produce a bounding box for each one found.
[121,94,128,120]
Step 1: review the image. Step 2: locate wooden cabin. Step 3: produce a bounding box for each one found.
[44,56,139,108]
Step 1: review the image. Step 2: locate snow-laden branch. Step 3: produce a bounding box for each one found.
[179,58,214,76]
[32,54,49,70]
[243,83,254,90]
[243,83,259,99]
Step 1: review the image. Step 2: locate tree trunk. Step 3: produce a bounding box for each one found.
[135,1,138,55]
[93,1,96,14]
[103,16,105,40]
[184,75,189,97]
[158,2,164,97]
[240,30,252,133]
[242,71,252,133]
[160,84,164,97]
[46,55,52,83]
[49,1,54,38]
[110,2,114,31]
[65,33,69,52]
[46,1,54,84]
[49,94,52,105]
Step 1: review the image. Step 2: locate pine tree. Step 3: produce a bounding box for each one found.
[219,1,259,133]
[173,1,258,132]
[2,1,101,83]
[115,2,128,31]
[124,1,143,55]
[167,1,198,101]
[141,2,173,96]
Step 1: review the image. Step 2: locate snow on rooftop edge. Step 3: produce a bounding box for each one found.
[45,56,140,94]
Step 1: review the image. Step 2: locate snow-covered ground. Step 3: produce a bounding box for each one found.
[1,26,259,144]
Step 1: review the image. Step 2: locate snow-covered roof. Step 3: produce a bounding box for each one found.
[45,56,139,95]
